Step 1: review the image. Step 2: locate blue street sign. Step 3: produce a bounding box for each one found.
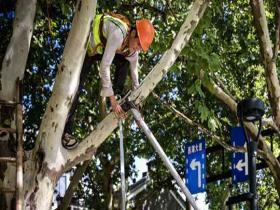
[185,139,206,194]
[230,127,248,184]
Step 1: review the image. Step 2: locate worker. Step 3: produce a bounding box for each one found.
[62,13,155,149]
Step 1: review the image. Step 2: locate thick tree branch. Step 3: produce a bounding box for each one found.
[262,118,280,134]
[273,0,280,60]
[200,71,237,113]
[25,0,96,207]
[33,0,96,156]
[129,0,210,105]
[151,92,242,153]
[65,0,211,170]
[0,0,36,208]
[250,0,280,129]
[58,160,91,210]
[0,0,36,101]
[212,73,236,101]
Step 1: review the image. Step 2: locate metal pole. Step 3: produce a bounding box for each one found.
[16,79,23,210]
[131,108,201,210]
[119,120,126,210]
[241,119,259,210]
[248,140,258,210]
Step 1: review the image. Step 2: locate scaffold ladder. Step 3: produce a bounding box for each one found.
[0,79,24,210]
[129,107,201,210]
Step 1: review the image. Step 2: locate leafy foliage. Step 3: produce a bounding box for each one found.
[1,0,280,209]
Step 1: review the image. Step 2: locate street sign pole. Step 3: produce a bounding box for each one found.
[131,108,201,210]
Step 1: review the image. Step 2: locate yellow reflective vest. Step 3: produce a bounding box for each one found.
[87,14,130,56]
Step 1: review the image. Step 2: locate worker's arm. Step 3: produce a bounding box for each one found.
[126,52,140,91]
[99,32,123,97]
[100,25,126,118]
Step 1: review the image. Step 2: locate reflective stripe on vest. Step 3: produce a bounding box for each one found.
[87,14,129,56]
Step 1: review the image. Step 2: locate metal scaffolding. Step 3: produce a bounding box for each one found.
[117,98,201,210]
[0,79,24,210]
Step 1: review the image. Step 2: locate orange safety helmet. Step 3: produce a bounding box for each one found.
[136,19,155,52]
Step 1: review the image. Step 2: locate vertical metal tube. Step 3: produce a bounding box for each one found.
[119,120,126,210]
[240,119,258,210]
[131,109,200,210]
[16,79,23,210]
[248,141,258,210]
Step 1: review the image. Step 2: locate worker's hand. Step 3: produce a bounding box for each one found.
[110,96,127,119]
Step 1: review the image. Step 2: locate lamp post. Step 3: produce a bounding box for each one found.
[237,98,265,210]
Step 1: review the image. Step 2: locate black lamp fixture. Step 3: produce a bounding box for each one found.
[237,98,265,123]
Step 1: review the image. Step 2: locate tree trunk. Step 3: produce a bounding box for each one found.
[0,0,36,209]
[102,159,114,210]
[250,0,280,128]
[24,0,96,208]
[0,0,36,101]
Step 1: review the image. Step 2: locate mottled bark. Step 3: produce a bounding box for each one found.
[250,0,280,128]
[0,0,36,101]
[273,0,280,59]
[0,0,36,209]
[24,0,96,208]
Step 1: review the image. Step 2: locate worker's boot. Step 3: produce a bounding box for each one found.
[62,133,79,150]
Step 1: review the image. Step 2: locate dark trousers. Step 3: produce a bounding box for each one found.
[64,54,129,134]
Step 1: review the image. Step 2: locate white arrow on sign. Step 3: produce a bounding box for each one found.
[235,149,248,175]
[190,159,202,188]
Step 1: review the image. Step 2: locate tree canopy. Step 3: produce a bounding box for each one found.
[1,0,280,209]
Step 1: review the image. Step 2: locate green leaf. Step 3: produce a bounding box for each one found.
[195,80,205,98]
[208,118,218,131]
[198,104,210,122]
